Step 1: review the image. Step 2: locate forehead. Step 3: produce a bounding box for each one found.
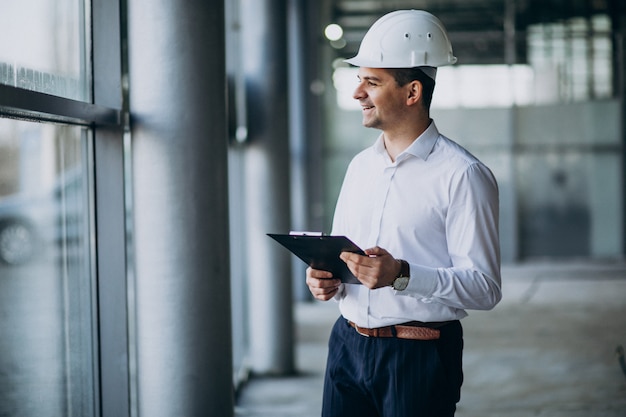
[357,67,394,81]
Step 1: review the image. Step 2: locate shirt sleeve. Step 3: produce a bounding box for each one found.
[401,162,502,311]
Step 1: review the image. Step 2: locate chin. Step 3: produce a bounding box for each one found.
[363,120,382,129]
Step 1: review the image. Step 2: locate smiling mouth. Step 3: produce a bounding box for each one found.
[362,105,374,110]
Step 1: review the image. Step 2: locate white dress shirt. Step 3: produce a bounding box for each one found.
[332,121,502,328]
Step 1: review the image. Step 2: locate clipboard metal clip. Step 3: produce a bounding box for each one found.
[289,231,323,236]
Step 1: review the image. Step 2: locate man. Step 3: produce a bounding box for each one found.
[306,10,502,417]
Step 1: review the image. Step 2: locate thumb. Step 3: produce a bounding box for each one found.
[364,246,388,257]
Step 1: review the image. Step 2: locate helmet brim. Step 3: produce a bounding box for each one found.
[343,57,439,80]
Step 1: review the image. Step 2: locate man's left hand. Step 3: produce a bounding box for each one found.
[340,246,401,289]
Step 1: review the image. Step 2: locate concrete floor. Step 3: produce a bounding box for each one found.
[235,260,626,417]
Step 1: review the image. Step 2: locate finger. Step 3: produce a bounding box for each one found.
[344,254,378,275]
[307,280,340,301]
[306,266,333,279]
[306,275,341,289]
[364,246,390,257]
[312,287,338,301]
[339,251,357,263]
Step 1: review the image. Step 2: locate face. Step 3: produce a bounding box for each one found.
[352,67,408,130]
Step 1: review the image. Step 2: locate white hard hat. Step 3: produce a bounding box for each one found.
[344,10,457,75]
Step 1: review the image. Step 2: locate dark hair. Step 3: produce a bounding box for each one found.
[387,67,436,111]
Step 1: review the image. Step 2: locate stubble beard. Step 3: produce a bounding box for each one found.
[362,111,383,130]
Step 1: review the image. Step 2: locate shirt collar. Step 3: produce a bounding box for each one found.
[373,120,440,162]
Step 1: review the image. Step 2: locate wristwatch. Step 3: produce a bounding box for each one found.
[391,259,410,291]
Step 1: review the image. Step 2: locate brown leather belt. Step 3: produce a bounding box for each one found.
[348,320,442,341]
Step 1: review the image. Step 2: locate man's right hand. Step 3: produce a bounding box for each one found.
[306,267,341,301]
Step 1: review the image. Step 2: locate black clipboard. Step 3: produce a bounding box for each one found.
[267,233,365,284]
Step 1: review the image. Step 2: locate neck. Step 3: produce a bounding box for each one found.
[383,117,431,162]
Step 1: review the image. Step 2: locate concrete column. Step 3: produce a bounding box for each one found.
[288,0,312,301]
[127,0,234,416]
[241,0,295,374]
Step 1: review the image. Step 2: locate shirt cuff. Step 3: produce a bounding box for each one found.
[332,283,346,301]
[402,263,438,298]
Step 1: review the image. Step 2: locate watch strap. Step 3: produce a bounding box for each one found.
[397,259,410,278]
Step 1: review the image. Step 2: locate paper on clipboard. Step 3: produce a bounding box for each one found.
[267,232,364,284]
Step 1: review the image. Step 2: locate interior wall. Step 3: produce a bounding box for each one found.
[323,100,623,263]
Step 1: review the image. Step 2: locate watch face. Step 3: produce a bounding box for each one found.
[393,276,409,291]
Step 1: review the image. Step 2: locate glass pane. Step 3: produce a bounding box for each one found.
[0,119,95,416]
[0,0,90,101]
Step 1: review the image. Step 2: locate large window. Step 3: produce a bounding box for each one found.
[0,120,95,416]
[0,0,90,101]
[0,1,125,416]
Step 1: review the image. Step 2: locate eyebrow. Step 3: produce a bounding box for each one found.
[357,75,382,82]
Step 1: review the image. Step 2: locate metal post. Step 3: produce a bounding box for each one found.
[288,0,312,301]
[620,11,626,256]
[610,0,626,256]
[241,0,295,374]
[504,0,517,65]
[127,0,234,416]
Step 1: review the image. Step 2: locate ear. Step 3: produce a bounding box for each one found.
[406,80,422,106]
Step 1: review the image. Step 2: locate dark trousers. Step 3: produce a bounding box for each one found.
[322,317,463,417]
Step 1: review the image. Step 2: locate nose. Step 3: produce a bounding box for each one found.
[352,81,366,100]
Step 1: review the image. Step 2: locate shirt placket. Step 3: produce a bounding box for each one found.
[361,162,396,326]
[367,164,396,246]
